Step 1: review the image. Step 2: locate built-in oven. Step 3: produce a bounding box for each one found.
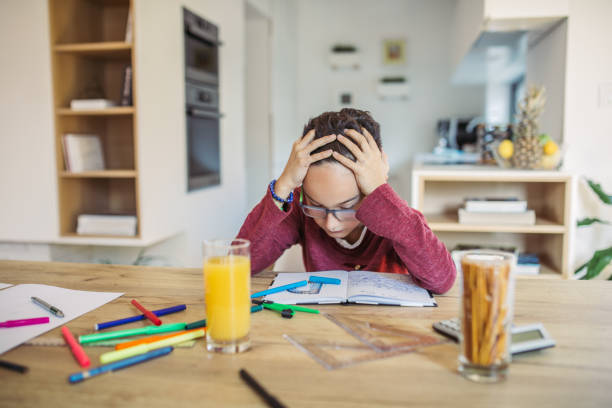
[184,8,220,85]
[183,8,222,191]
[186,83,221,190]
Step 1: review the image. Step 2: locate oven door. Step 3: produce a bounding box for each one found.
[186,108,222,191]
[184,26,219,85]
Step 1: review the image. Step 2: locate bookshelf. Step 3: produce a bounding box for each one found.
[411,165,573,279]
[49,0,139,239]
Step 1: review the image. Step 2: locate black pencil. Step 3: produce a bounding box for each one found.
[0,359,28,374]
[239,368,287,408]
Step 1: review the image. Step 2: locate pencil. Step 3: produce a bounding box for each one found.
[239,368,287,408]
[0,359,28,374]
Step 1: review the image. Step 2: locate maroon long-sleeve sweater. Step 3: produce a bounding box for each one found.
[237,183,456,294]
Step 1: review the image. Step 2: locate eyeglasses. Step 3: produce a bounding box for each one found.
[299,190,358,221]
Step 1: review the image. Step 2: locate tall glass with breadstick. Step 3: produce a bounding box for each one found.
[458,251,515,382]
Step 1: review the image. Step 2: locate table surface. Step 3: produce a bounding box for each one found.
[0,260,611,408]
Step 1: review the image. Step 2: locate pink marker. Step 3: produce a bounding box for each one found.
[0,317,49,328]
[61,326,90,368]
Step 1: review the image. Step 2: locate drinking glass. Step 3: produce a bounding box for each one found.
[458,250,515,382]
[203,239,251,353]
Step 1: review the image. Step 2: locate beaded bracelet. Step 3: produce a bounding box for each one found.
[269,179,294,203]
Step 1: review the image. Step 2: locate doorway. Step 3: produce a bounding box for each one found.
[245,4,273,209]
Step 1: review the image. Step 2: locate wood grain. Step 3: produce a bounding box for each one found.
[0,260,610,408]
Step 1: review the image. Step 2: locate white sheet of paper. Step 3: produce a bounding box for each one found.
[0,283,122,355]
[0,283,13,290]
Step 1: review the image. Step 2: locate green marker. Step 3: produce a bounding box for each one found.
[79,322,187,344]
[262,303,319,314]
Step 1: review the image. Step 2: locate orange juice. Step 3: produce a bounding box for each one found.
[204,255,251,342]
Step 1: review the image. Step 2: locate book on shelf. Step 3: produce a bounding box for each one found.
[62,134,105,173]
[458,208,536,225]
[464,197,528,213]
[516,253,541,275]
[263,271,436,307]
[70,99,117,110]
[76,214,137,236]
[120,65,132,106]
[125,9,133,43]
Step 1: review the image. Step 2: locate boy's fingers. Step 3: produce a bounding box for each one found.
[297,129,316,149]
[361,127,379,151]
[337,134,365,161]
[332,151,358,172]
[309,149,333,164]
[305,134,336,153]
[343,129,368,151]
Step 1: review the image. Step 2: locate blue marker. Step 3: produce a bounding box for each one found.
[250,280,308,298]
[308,276,341,285]
[68,346,174,384]
[95,305,187,330]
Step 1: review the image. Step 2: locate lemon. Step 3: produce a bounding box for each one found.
[543,140,559,156]
[498,140,514,159]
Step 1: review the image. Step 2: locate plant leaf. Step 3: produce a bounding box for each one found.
[587,180,612,205]
[582,246,612,280]
[577,217,611,227]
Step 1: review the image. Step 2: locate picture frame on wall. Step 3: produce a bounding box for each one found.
[382,38,407,66]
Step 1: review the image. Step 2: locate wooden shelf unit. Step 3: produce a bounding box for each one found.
[56,107,134,116]
[49,0,139,239]
[411,165,573,279]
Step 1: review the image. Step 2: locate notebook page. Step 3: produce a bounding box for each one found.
[0,283,122,355]
[264,271,348,304]
[346,271,436,306]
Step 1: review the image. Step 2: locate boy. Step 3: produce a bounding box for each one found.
[237,108,456,294]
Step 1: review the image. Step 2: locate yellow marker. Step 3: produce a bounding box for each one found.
[99,329,205,364]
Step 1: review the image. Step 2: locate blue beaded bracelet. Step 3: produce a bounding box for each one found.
[269,179,294,203]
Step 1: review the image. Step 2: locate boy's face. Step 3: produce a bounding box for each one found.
[302,161,363,240]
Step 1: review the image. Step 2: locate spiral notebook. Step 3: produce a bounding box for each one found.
[264,271,436,307]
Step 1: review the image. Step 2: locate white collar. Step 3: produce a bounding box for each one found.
[335,226,368,249]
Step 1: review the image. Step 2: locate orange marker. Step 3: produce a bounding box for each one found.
[131,299,162,326]
[115,328,205,350]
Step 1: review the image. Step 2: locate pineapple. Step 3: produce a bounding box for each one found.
[512,86,545,169]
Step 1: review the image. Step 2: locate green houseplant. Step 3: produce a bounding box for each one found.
[575,179,612,280]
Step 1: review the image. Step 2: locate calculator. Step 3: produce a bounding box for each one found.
[433,318,556,355]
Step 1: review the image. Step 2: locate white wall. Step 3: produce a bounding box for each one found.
[527,20,567,142]
[563,0,612,271]
[135,0,248,267]
[0,1,57,242]
[269,0,299,178]
[245,5,273,209]
[293,0,485,199]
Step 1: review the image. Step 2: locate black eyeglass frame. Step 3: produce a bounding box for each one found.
[298,189,358,221]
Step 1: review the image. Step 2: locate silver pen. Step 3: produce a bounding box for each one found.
[31,297,65,318]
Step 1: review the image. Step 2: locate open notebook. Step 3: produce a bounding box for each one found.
[264,271,436,307]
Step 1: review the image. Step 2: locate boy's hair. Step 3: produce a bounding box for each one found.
[302,108,381,164]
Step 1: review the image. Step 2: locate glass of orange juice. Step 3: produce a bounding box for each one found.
[203,239,251,353]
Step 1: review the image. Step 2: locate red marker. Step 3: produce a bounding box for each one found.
[131,299,162,326]
[61,326,90,368]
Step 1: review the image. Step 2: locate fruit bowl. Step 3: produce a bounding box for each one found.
[492,138,563,170]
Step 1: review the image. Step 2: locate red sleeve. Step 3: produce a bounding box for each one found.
[236,187,302,274]
[355,184,456,294]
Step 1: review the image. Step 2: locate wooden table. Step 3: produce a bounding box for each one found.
[0,260,611,407]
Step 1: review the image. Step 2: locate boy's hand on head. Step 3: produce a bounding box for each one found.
[333,128,388,196]
[276,130,336,199]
